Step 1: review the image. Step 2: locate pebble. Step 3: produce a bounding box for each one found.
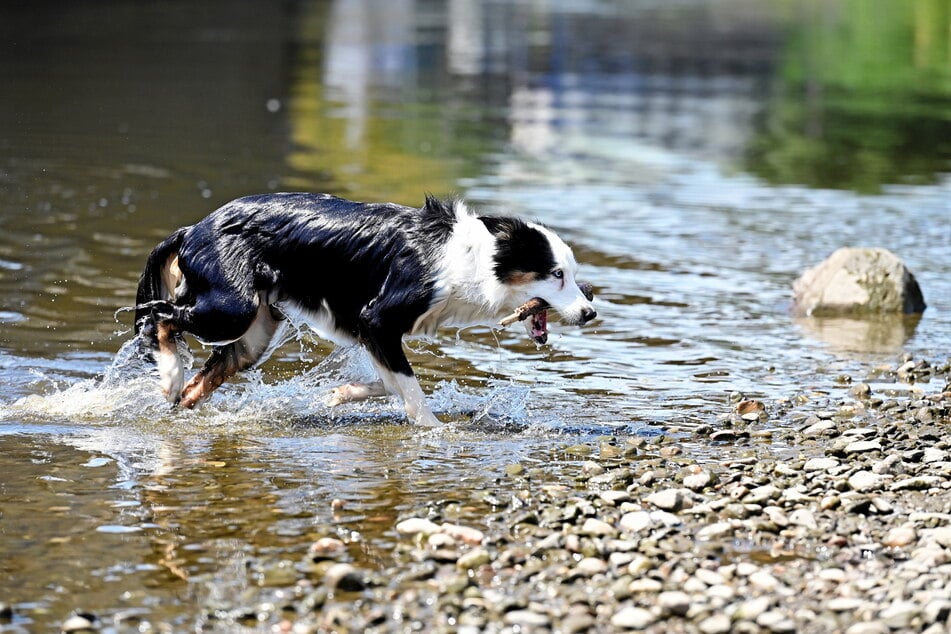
[440,523,485,545]
[848,471,886,492]
[323,563,365,592]
[646,488,689,511]
[396,517,441,536]
[657,590,691,616]
[883,526,917,548]
[698,613,732,634]
[845,440,882,455]
[503,609,550,627]
[611,606,657,629]
[581,517,616,536]
[619,511,652,533]
[683,470,713,491]
[804,457,839,471]
[61,614,97,632]
[456,548,490,570]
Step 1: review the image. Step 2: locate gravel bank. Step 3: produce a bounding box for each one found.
[65,356,951,633]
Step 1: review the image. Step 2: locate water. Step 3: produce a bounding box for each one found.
[2,0,951,630]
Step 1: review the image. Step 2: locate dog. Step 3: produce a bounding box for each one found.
[133,193,597,426]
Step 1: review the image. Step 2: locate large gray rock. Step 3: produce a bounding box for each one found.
[793,248,926,316]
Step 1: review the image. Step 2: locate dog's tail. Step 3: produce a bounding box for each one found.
[134,229,185,335]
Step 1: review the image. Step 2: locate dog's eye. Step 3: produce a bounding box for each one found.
[552,269,564,279]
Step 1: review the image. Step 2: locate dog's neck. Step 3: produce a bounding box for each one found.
[410,211,513,335]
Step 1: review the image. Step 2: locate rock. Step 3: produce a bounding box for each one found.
[657,590,691,616]
[845,440,882,455]
[504,609,550,627]
[396,517,441,536]
[619,511,652,534]
[697,522,734,540]
[575,557,608,576]
[61,614,98,632]
[788,508,818,530]
[456,548,491,570]
[804,457,839,471]
[310,537,346,557]
[323,562,365,592]
[756,610,796,633]
[611,606,657,629]
[440,523,485,545]
[792,247,926,316]
[848,471,886,492]
[698,613,732,634]
[581,517,616,537]
[683,470,714,491]
[735,596,772,620]
[883,526,917,548]
[878,601,919,629]
[646,488,690,512]
[844,622,889,634]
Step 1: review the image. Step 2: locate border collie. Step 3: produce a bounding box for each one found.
[133,193,596,426]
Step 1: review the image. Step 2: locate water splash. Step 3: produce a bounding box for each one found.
[0,331,540,433]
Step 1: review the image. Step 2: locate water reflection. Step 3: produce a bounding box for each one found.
[795,314,922,354]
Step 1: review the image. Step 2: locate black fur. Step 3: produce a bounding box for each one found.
[136,193,453,377]
[479,216,557,282]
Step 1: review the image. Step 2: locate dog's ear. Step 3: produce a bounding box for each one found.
[478,216,557,283]
[420,194,458,241]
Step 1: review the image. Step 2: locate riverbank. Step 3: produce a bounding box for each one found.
[119,355,948,634]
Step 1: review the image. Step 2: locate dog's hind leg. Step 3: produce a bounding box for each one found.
[156,320,185,403]
[179,302,281,408]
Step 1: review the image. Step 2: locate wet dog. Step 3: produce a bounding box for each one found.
[133,193,596,425]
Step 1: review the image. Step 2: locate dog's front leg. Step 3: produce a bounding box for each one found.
[386,370,441,427]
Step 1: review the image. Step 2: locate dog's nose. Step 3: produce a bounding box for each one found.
[580,307,597,324]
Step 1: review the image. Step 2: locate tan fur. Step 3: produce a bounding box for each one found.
[161,254,183,299]
[506,271,538,284]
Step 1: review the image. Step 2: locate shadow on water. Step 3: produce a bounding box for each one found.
[1,0,951,629]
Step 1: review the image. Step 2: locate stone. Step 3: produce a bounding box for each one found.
[646,488,690,512]
[62,614,97,632]
[698,613,732,634]
[683,470,714,491]
[456,548,491,570]
[619,511,652,533]
[792,247,926,316]
[611,606,657,629]
[788,508,818,530]
[440,523,485,545]
[581,517,617,537]
[323,562,365,592]
[804,457,839,471]
[658,591,691,616]
[878,601,919,629]
[845,440,882,455]
[848,471,886,492]
[504,609,550,627]
[396,517,441,536]
[883,526,917,548]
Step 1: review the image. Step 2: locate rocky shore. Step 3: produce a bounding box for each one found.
[60,356,951,633]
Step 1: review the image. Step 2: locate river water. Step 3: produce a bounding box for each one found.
[1,0,950,631]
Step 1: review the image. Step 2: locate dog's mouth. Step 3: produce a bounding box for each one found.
[529,310,548,345]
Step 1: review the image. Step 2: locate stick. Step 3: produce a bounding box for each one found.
[497,282,595,327]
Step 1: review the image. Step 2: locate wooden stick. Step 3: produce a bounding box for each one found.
[498,282,595,327]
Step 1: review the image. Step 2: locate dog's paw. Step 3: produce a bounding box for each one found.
[327,382,386,407]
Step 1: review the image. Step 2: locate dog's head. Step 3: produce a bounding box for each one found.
[481,216,597,343]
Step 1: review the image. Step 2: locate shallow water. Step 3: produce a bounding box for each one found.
[2,0,951,630]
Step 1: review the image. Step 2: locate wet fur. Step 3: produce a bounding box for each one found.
[133,193,596,425]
